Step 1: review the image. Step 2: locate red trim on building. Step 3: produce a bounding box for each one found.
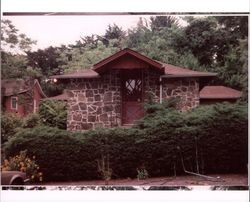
[93,48,164,73]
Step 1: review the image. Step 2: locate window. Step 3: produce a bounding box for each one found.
[11,97,18,110]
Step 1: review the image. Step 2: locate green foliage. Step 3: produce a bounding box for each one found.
[4,103,248,181]
[137,164,149,180]
[150,16,179,31]
[40,81,65,97]
[23,113,41,128]
[102,24,126,47]
[1,52,29,79]
[3,126,83,181]
[144,97,179,114]
[57,41,119,72]
[26,46,63,77]
[38,100,67,129]
[97,154,112,184]
[1,150,43,182]
[1,19,36,53]
[1,113,23,143]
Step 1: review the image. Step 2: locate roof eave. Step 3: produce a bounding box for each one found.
[200,96,241,99]
[50,75,100,79]
[162,73,217,78]
[3,89,29,97]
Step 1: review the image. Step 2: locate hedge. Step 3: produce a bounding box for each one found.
[4,103,248,181]
[1,113,23,143]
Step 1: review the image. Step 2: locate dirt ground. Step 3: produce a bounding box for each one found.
[41,174,248,186]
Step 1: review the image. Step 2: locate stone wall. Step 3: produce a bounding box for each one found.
[162,78,200,111]
[66,70,121,131]
[143,71,199,111]
[65,69,200,131]
[144,69,161,103]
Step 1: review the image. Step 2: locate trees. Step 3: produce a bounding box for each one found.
[150,16,179,31]
[2,17,247,99]
[26,46,63,77]
[102,24,126,48]
[1,19,36,54]
[1,20,38,80]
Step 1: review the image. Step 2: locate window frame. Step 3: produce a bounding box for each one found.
[11,96,18,110]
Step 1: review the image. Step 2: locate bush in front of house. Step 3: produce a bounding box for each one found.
[23,113,41,128]
[3,126,90,181]
[3,102,248,181]
[1,113,23,143]
[38,100,67,129]
[135,102,248,175]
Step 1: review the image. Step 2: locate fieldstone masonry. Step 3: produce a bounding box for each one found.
[66,70,200,131]
[143,70,199,111]
[162,78,200,111]
[66,71,121,131]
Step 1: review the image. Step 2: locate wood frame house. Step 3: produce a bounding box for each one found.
[50,48,241,131]
[1,79,47,116]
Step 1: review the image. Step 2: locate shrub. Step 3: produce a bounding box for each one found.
[4,126,85,181]
[4,103,248,181]
[1,113,23,143]
[23,113,41,128]
[39,100,67,129]
[1,150,43,182]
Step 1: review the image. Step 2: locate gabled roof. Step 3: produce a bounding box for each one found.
[34,79,47,98]
[93,48,164,73]
[50,48,217,79]
[1,79,47,98]
[200,86,242,99]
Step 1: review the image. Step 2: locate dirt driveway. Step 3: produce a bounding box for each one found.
[41,174,248,186]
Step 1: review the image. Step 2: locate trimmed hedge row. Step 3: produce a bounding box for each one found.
[4,103,248,181]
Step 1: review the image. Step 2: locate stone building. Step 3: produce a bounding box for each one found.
[50,48,241,131]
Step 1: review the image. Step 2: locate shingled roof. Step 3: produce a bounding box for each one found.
[200,86,242,99]
[42,92,69,101]
[50,69,99,79]
[161,63,217,78]
[50,48,216,79]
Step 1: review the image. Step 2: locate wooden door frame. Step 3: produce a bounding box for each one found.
[120,69,145,125]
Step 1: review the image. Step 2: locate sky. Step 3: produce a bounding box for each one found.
[3,15,153,51]
[2,0,249,51]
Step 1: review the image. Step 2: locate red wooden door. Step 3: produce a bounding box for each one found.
[121,72,144,124]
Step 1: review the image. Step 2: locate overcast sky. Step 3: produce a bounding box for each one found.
[2,0,249,51]
[3,15,152,50]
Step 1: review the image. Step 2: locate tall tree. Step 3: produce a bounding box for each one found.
[1,19,36,54]
[101,24,126,48]
[150,16,179,31]
[1,19,38,79]
[26,46,64,77]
